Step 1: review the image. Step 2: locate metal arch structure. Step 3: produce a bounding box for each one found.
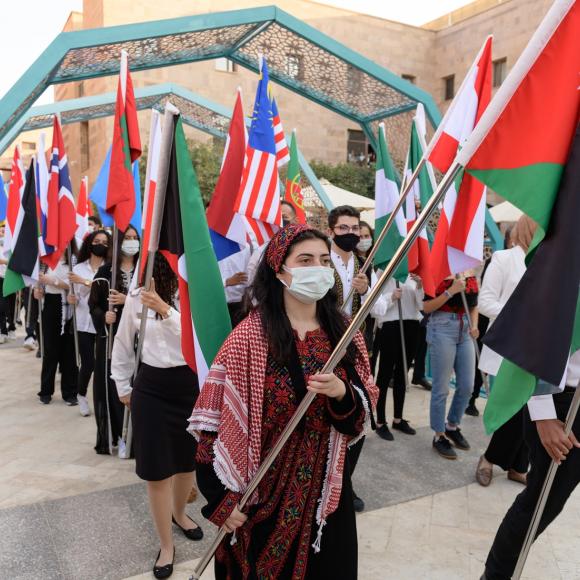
[0,5,441,154]
[0,82,335,210]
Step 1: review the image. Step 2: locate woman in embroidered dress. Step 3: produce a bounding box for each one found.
[189,224,378,580]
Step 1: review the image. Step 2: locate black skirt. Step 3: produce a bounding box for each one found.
[131,363,199,481]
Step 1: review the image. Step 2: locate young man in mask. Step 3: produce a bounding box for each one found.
[328,205,386,512]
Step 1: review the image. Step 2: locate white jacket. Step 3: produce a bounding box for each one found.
[478,245,526,375]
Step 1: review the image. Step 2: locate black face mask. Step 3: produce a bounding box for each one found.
[91,244,108,258]
[282,218,291,227]
[333,233,360,252]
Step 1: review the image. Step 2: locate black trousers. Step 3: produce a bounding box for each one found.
[374,320,419,423]
[484,408,529,474]
[412,323,428,381]
[348,436,365,479]
[22,287,38,340]
[0,279,16,334]
[77,331,96,397]
[38,295,78,399]
[484,389,580,579]
[470,315,489,401]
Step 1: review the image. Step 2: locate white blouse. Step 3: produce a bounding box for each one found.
[374,274,424,324]
[44,261,70,296]
[110,289,185,397]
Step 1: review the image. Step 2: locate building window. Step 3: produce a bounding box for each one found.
[347,129,370,165]
[286,55,301,79]
[80,121,90,172]
[493,58,507,88]
[443,74,455,100]
[215,58,236,73]
[402,74,416,84]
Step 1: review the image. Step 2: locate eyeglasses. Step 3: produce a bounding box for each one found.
[334,224,360,234]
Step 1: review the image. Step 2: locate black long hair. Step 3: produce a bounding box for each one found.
[151,252,178,309]
[77,229,112,264]
[251,229,359,364]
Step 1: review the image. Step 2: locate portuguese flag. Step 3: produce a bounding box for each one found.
[158,114,231,384]
[284,130,306,224]
[106,50,141,232]
[457,0,580,433]
[374,123,407,280]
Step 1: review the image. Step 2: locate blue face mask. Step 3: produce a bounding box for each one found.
[281,265,335,304]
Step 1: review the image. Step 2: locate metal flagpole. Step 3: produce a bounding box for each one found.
[458,287,490,395]
[25,286,33,329]
[395,280,410,392]
[188,160,464,580]
[513,385,580,579]
[119,103,178,458]
[107,227,119,358]
[67,246,82,369]
[13,289,21,328]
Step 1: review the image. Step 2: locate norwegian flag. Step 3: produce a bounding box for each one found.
[34,133,52,258]
[234,57,283,246]
[75,176,90,248]
[427,36,493,284]
[43,115,77,269]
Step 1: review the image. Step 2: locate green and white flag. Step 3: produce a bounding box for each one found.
[373,124,407,279]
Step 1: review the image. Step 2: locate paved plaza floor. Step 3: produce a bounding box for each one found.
[1,332,578,580]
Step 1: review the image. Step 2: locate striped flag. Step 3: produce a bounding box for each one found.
[2,146,25,262]
[234,57,282,245]
[75,176,90,248]
[3,160,40,296]
[272,97,290,166]
[158,114,231,383]
[34,133,52,258]
[43,116,77,270]
[428,36,493,284]
[106,50,141,232]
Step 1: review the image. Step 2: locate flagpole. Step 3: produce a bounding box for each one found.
[120,102,179,458]
[513,385,580,579]
[36,263,47,358]
[188,159,464,580]
[395,280,410,392]
[458,285,489,395]
[13,290,21,327]
[107,226,119,359]
[67,246,82,369]
[25,286,33,329]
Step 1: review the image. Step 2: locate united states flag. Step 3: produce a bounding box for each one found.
[235,57,285,246]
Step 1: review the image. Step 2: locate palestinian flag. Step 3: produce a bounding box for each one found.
[456,0,580,433]
[158,114,231,384]
[404,105,436,297]
[374,123,407,280]
[284,130,306,224]
[3,160,39,296]
[106,50,141,232]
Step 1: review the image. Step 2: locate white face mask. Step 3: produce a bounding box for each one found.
[121,239,140,256]
[281,265,335,304]
[356,238,372,253]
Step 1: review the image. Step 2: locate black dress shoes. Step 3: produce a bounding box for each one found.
[172,515,204,541]
[153,547,175,579]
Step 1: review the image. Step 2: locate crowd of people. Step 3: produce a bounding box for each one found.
[1,204,578,580]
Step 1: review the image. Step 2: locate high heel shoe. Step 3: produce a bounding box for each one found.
[153,547,175,579]
[172,514,204,541]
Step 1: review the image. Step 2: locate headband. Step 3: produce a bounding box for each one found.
[265,223,313,272]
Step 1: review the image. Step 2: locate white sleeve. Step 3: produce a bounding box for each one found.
[478,256,505,320]
[527,395,557,421]
[362,270,388,318]
[110,293,138,397]
[246,245,264,285]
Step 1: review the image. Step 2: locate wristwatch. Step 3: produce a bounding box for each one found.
[162,307,173,320]
[83,279,90,287]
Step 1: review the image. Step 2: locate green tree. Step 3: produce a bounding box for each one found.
[309,160,375,199]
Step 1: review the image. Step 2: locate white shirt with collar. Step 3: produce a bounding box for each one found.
[72,260,103,334]
[330,249,387,318]
[246,243,267,286]
[374,274,424,325]
[111,289,185,397]
[528,350,580,421]
[44,261,70,296]
[478,245,527,376]
[219,245,251,304]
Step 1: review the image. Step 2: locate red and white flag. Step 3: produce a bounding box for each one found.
[2,146,25,261]
[272,97,290,167]
[43,115,77,269]
[428,36,493,284]
[75,176,90,248]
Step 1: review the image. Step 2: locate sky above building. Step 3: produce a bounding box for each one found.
[1,0,471,104]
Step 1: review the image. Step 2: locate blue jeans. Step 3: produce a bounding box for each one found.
[427,311,475,434]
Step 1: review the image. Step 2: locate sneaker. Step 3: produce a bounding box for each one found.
[23,337,36,351]
[376,424,394,441]
[412,377,432,391]
[0,334,6,344]
[64,397,78,406]
[433,436,457,460]
[392,419,416,435]
[352,491,365,513]
[7,330,16,340]
[465,402,480,417]
[445,427,471,450]
[39,396,51,405]
[118,438,128,459]
[78,395,91,416]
